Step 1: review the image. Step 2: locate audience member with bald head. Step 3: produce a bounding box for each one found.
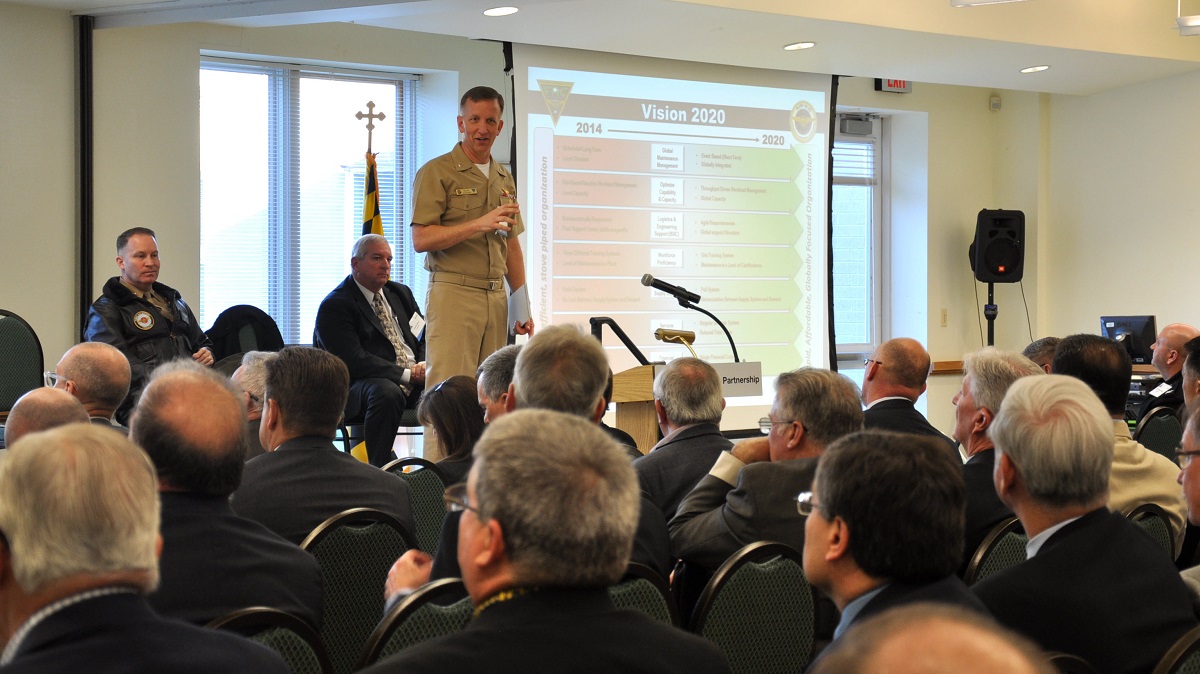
[4,386,89,447]
[1051,333,1187,555]
[231,350,277,461]
[861,337,954,453]
[130,360,322,627]
[1138,322,1200,422]
[972,375,1199,672]
[0,424,290,672]
[232,346,414,545]
[51,341,131,429]
[811,604,1053,674]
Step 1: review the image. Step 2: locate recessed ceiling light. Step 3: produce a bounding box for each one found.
[483,6,518,17]
[1020,65,1050,74]
[783,42,816,51]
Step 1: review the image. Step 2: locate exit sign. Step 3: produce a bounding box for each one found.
[874,78,912,93]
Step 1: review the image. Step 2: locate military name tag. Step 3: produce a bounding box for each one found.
[454,188,478,196]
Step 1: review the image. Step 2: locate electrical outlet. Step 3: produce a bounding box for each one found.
[940,308,948,327]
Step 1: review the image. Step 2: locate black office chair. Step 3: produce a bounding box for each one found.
[337,409,422,455]
[207,607,332,674]
[300,508,418,674]
[963,516,1027,586]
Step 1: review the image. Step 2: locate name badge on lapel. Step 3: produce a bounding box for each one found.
[454,188,478,196]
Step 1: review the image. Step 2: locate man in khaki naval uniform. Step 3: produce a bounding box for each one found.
[411,86,534,388]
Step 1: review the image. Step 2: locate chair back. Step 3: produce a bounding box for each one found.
[963,516,1028,586]
[300,508,417,674]
[1153,625,1200,674]
[1047,652,1099,674]
[689,541,815,673]
[0,310,43,413]
[355,578,471,669]
[1124,502,1176,561]
[207,607,332,674]
[1135,406,1184,462]
[381,457,448,554]
[608,562,680,627]
[206,304,285,361]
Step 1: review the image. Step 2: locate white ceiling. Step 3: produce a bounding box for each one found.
[23,0,1200,96]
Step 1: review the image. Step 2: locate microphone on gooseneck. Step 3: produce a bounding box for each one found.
[640,274,701,305]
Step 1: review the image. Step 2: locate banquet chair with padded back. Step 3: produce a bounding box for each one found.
[1047,652,1099,674]
[963,516,1027,586]
[689,541,815,674]
[0,309,43,418]
[1124,502,1176,561]
[381,457,447,555]
[1135,406,1184,463]
[300,508,417,674]
[355,578,471,669]
[1152,625,1200,674]
[207,607,332,674]
[608,562,679,627]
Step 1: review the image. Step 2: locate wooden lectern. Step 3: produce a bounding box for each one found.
[611,364,658,455]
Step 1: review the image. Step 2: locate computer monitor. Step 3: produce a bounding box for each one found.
[1100,315,1158,365]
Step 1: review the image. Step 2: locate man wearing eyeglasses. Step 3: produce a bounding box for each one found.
[972,375,1199,673]
[669,367,863,572]
[361,410,731,674]
[47,342,131,432]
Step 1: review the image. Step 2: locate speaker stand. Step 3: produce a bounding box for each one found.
[984,282,998,347]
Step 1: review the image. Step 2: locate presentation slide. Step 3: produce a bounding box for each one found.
[513,46,834,379]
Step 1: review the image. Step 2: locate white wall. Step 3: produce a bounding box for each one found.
[0,4,78,363]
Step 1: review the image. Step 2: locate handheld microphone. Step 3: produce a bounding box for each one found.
[654,328,696,344]
[641,274,701,305]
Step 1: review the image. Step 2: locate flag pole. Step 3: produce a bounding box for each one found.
[356,101,387,237]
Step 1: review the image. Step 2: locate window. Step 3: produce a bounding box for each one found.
[831,114,885,360]
[199,58,419,344]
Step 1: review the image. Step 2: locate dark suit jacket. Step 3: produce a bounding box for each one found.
[3,591,290,673]
[1138,371,1185,423]
[313,276,424,387]
[633,423,732,520]
[973,508,1200,674]
[231,435,416,545]
[429,496,672,580]
[669,458,817,571]
[960,448,1014,576]
[863,398,956,455]
[360,587,732,674]
[151,492,324,628]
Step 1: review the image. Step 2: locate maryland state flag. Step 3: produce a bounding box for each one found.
[362,151,383,236]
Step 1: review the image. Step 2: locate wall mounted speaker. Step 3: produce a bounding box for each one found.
[968,209,1024,283]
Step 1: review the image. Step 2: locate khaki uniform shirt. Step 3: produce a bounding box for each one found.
[410,143,523,280]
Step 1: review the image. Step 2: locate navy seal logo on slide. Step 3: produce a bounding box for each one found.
[133,311,154,331]
[789,101,817,142]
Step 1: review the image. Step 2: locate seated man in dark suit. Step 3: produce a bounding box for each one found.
[362,410,732,674]
[1138,322,1200,423]
[230,350,276,461]
[804,431,987,652]
[131,361,322,628]
[3,387,89,447]
[314,234,426,467]
[953,348,1043,574]
[669,368,863,572]
[0,424,290,673]
[972,375,1199,673]
[633,357,731,521]
[861,337,955,454]
[49,341,131,432]
[231,346,415,544]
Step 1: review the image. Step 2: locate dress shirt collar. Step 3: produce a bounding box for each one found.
[652,423,701,451]
[864,395,912,410]
[834,584,888,638]
[1025,515,1083,559]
